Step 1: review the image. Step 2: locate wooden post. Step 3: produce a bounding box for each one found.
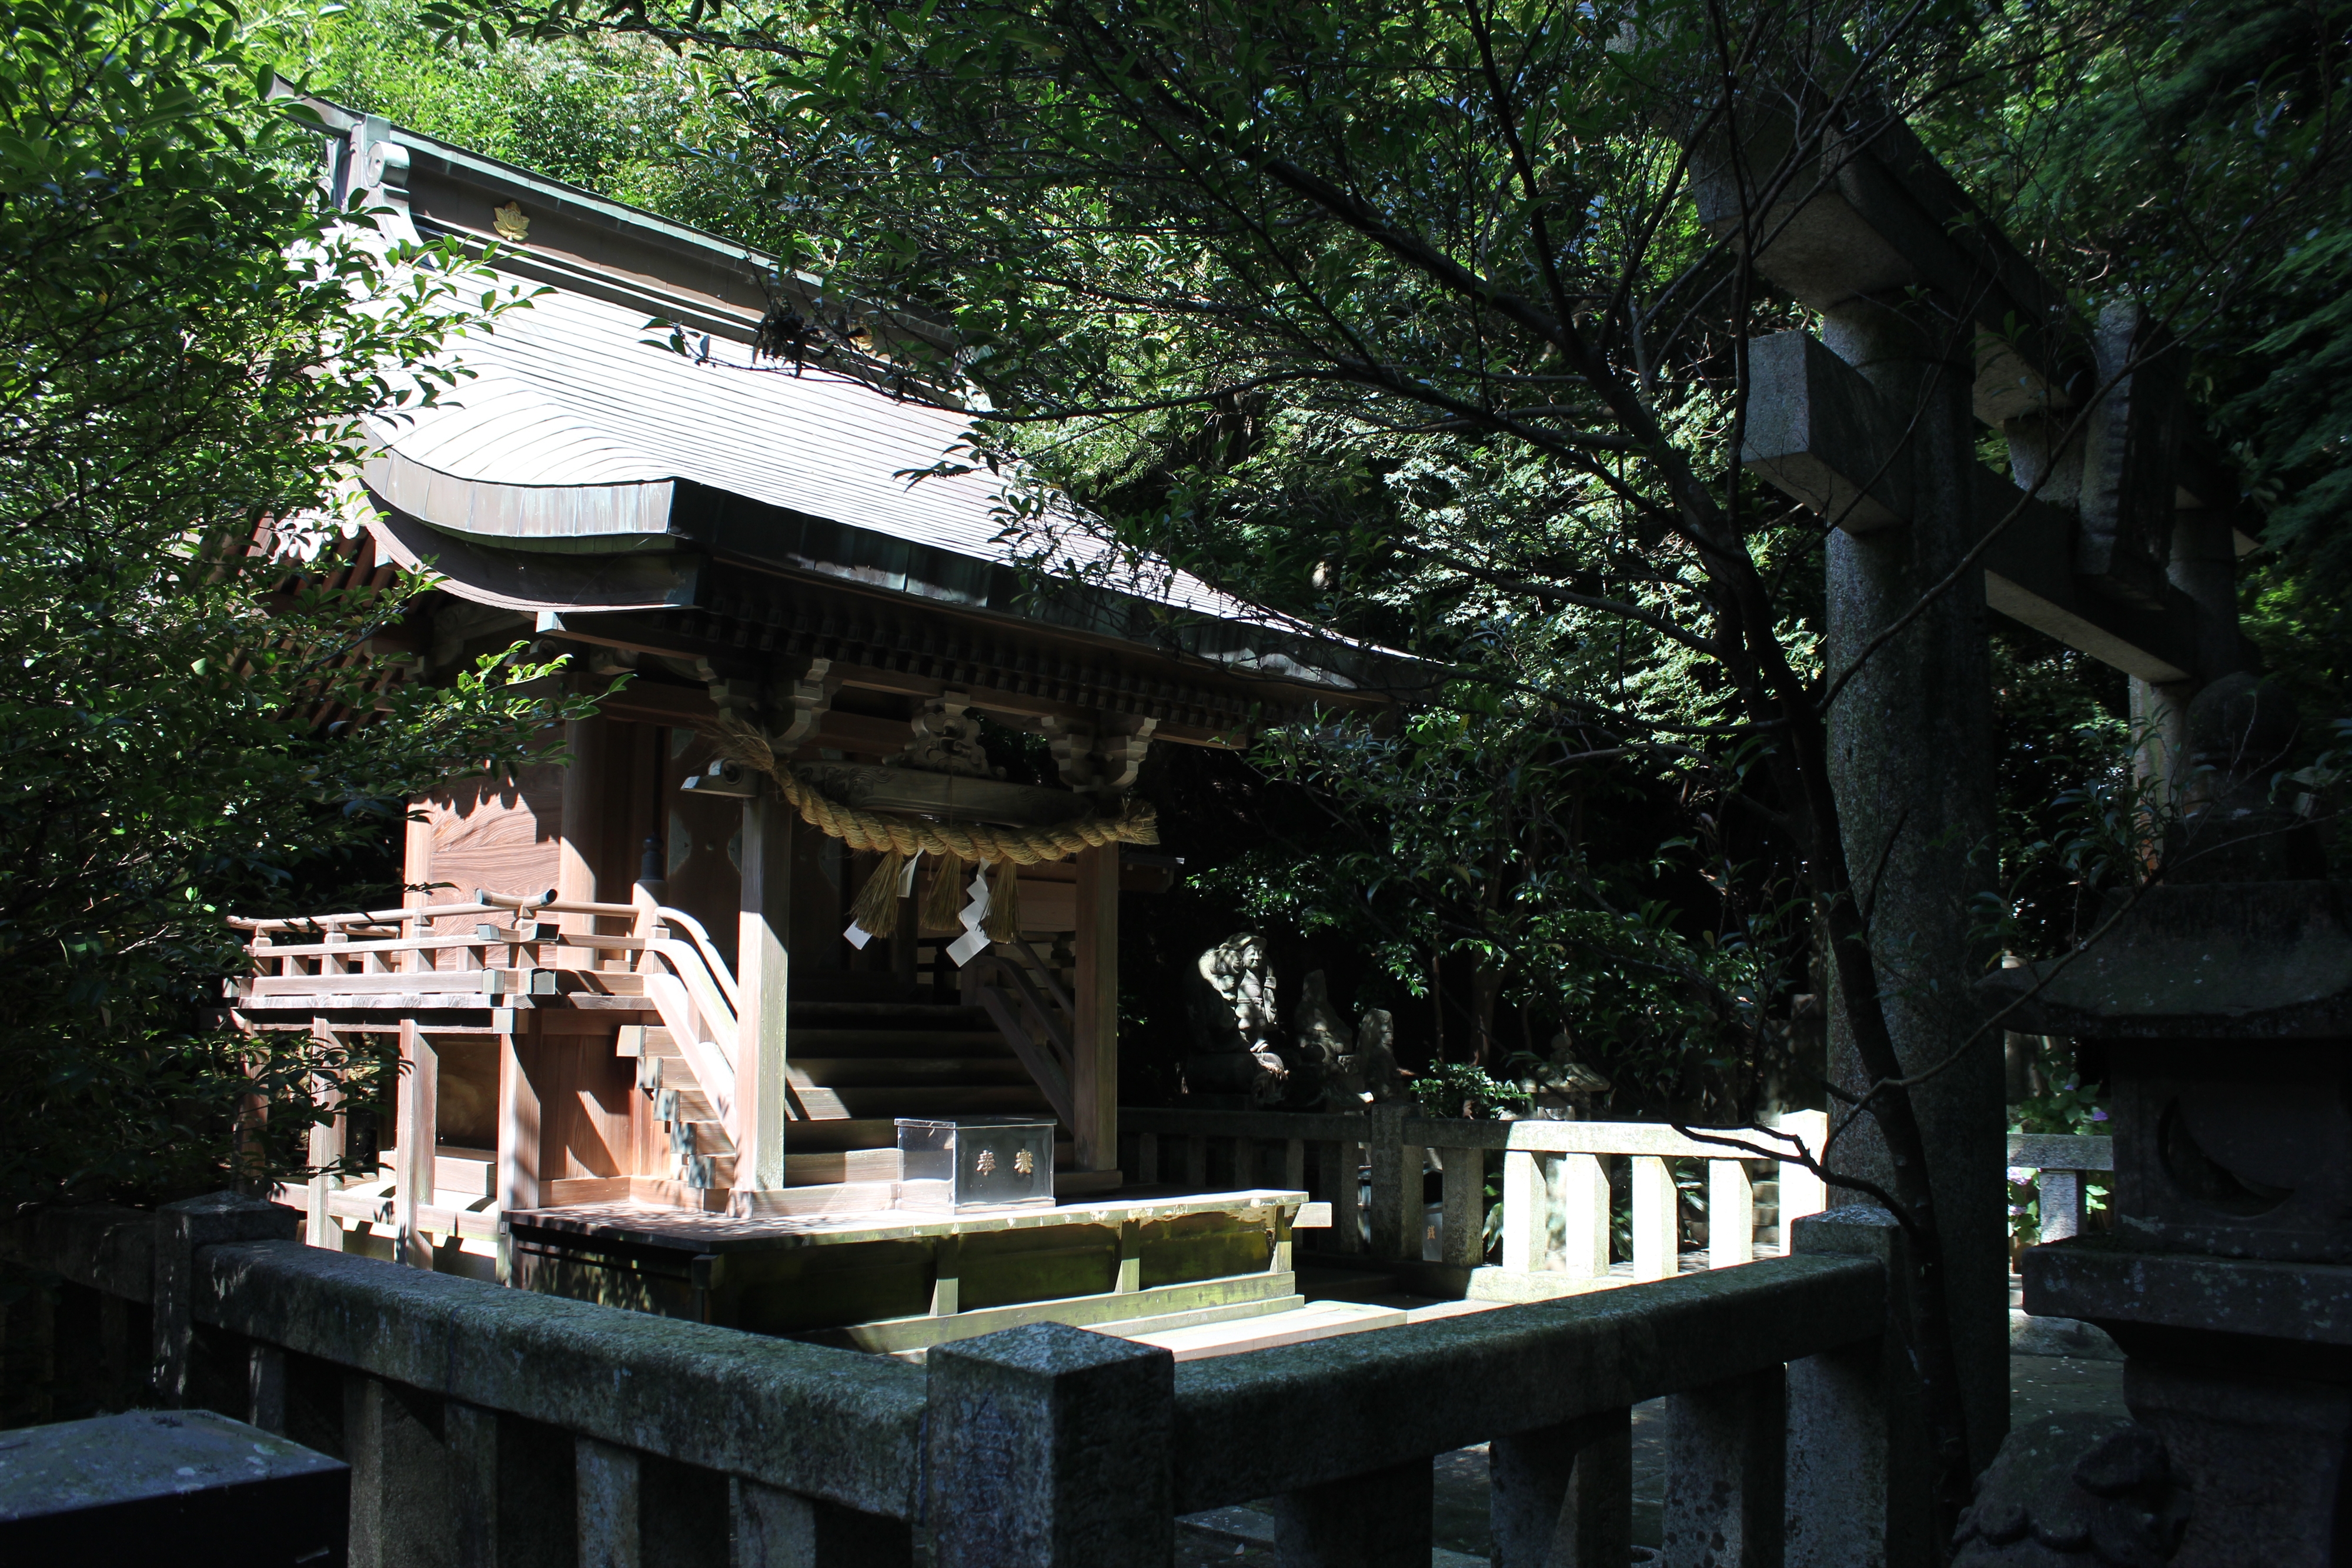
[1070,844,1120,1172]
[497,1018,542,1222]
[307,1026,346,1253]
[395,1021,437,1269]
[557,712,607,934]
[734,789,792,1201]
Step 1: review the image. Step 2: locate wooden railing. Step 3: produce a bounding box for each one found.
[1122,1105,1829,1297]
[2007,1131,2113,1243]
[232,887,743,1159]
[5,1191,1919,1567]
[964,942,1078,1128]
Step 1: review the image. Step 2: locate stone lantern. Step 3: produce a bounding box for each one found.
[1975,674,2352,1564]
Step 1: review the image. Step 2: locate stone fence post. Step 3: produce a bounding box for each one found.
[924,1321,1174,1567]
[1785,1205,1929,1568]
[153,1191,298,1408]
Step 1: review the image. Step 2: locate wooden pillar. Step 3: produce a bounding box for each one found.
[395,1021,437,1269]
[307,1025,346,1253]
[734,790,792,1199]
[558,713,608,930]
[1070,844,1120,1172]
[497,1018,542,1221]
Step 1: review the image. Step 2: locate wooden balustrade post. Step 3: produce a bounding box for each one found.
[1135,1131,1160,1185]
[1489,1407,1631,1568]
[576,1436,729,1568]
[306,1041,348,1253]
[1560,1154,1610,1279]
[446,1400,574,1568]
[1441,1147,1486,1272]
[347,1374,456,1568]
[925,1322,1174,1567]
[1631,1155,1679,1282]
[1070,844,1120,1172]
[734,790,793,1202]
[1708,1159,1756,1271]
[1271,1457,1434,1568]
[2036,1169,2083,1242]
[733,1479,913,1567]
[395,1021,439,1269]
[1284,1136,1308,1193]
[1785,1206,1928,1568]
[1660,1365,1785,1568]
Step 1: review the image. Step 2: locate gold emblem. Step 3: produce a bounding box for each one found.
[1013,1149,1035,1176]
[492,202,529,242]
[974,1149,996,1176]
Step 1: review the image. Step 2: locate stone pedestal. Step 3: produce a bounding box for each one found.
[1984,677,2352,1563]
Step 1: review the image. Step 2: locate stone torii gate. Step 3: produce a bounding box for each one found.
[1689,102,2250,1477]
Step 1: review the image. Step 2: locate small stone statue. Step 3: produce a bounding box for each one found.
[1292,969,1352,1106]
[1181,934,1286,1102]
[2163,673,2321,884]
[1354,1007,1401,1104]
[1952,1416,2188,1565]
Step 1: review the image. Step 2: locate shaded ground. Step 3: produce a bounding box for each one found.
[1176,1343,2127,1565]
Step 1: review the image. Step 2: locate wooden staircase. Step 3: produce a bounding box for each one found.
[780,998,1059,1164]
[634,1027,736,1197]
[637,996,1064,1196]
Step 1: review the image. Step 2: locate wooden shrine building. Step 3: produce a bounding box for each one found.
[235,103,1391,1353]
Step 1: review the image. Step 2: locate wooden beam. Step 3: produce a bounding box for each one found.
[733,791,793,1200]
[1071,845,1120,1172]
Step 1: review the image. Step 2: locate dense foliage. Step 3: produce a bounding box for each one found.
[0,0,586,1205]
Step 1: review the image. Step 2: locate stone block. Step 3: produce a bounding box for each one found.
[0,1407,346,1566]
[1171,1253,1880,1514]
[193,1238,927,1518]
[733,1477,913,1568]
[924,1321,1174,1568]
[1740,330,1913,533]
[153,1192,299,1408]
[1488,1406,1629,1568]
[1660,1366,1783,1568]
[1785,1208,1930,1568]
[1270,1456,1433,1568]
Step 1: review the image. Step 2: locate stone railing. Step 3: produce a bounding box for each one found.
[1122,1105,1830,1298]
[4,1192,1926,1566]
[2006,1131,2114,1243]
